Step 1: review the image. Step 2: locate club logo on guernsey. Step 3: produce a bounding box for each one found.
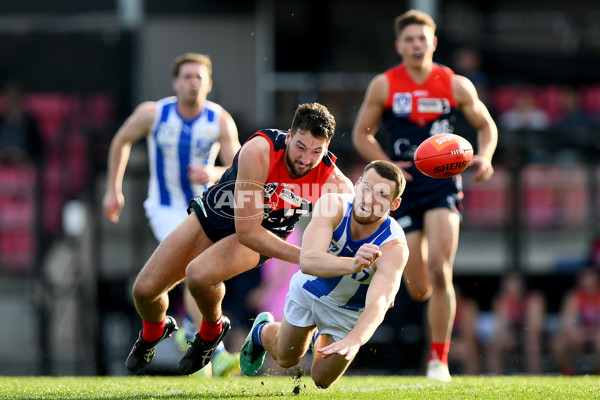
[392,93,412,115]
[156,124,179,148]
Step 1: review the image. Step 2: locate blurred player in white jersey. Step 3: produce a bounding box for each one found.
[240,160,409,388]
[102,52,241,376]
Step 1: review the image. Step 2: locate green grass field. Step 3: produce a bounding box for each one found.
[1,375,599,400]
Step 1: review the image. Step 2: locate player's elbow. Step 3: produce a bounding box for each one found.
[237,231,256,250]
[235,222,256,248]
[299,251,320,276]
[351,130,364,149]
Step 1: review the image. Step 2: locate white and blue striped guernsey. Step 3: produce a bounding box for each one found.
[144,96,222,209]
[297,193,404,312]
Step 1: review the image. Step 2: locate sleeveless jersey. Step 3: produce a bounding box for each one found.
[382,63,461,196]
[145,96,222,209]
[296,193,404,312]
[198,129,337,239]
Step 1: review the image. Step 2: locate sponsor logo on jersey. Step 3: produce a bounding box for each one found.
[279,188,304,207]
[417,98,450,114]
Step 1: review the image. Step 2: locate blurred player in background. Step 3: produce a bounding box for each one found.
[352,9,497,381]
[0,80,43,167]
[240,160,408,388]
[552,266,600,375]
[486,271,546,375]
[448,285,480,375]
[102,52,241,376]
[123,102,353,376]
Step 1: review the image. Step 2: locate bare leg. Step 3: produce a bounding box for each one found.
[524,293,545,374]
[261,317,314,369]
[185,233,261,323]
[311,334,356,389]
[424,209,460,344]
[132,214,212,323]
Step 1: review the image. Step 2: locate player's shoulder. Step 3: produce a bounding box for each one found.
[325,165,354,194]
[131,101,160,126]
[204,99,225,113]
[451,74,478,100]
[238,131,273,162]
[313,192,346,221]
[387,217,407,241]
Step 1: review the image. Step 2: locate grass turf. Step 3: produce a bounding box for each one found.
[1,375,599,399]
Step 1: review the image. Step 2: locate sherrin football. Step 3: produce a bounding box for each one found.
[414,133,474,178]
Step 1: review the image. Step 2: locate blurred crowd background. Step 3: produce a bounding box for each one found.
[1,0,600,377]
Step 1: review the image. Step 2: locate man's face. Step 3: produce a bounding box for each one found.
[352,169,399,225]
[284,130,329,178]
[396,24,437,68]
[173,62,212,105]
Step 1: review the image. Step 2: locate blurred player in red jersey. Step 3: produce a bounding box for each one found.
[486,271,546,374]
[552,267,600,375]
[352,9,497,381]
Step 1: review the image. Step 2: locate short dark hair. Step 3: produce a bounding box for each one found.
[172,53,212,78]
[394,9,436,39]
[363,160,406,199]
[290,103,336,141]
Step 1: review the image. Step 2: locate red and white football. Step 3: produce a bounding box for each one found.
[413,133,474,178]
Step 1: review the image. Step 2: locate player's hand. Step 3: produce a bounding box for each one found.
[102,191,124,223]
[317,337,361,361]
[468,155,494,182]
[393,160,413,181]
[187,165,213,185]
[351,243,381,273]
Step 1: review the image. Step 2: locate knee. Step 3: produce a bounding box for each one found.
[276,355,301,370]
[132,277,158,304]
[312,375,335,389]
[405,278,432,302]
[185,264,212,293]
[430,264,450,290]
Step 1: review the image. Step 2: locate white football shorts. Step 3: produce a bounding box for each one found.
[284,272,360,342]
[144,202,189,242]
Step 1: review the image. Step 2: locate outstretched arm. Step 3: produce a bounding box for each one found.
[454,74,498,182]
[103,102,155,222]
[317,239,408,360]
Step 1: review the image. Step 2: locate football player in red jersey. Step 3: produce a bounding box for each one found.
[352,9,497,381]
[124,102,353,376]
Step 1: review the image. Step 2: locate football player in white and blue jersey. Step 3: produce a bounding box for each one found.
[240,160,409,388]
[102,53,241,376]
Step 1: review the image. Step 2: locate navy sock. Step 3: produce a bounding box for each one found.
[251,322,267,349]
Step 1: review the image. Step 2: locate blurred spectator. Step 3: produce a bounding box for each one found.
[498,88,551,132]
[551,266,600,375]
[448,286,481,375]
[0,81,42,166]
[555,86,592,132]
[486,271,546,374]
[591,237,600,269]
[452,47,490,106]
